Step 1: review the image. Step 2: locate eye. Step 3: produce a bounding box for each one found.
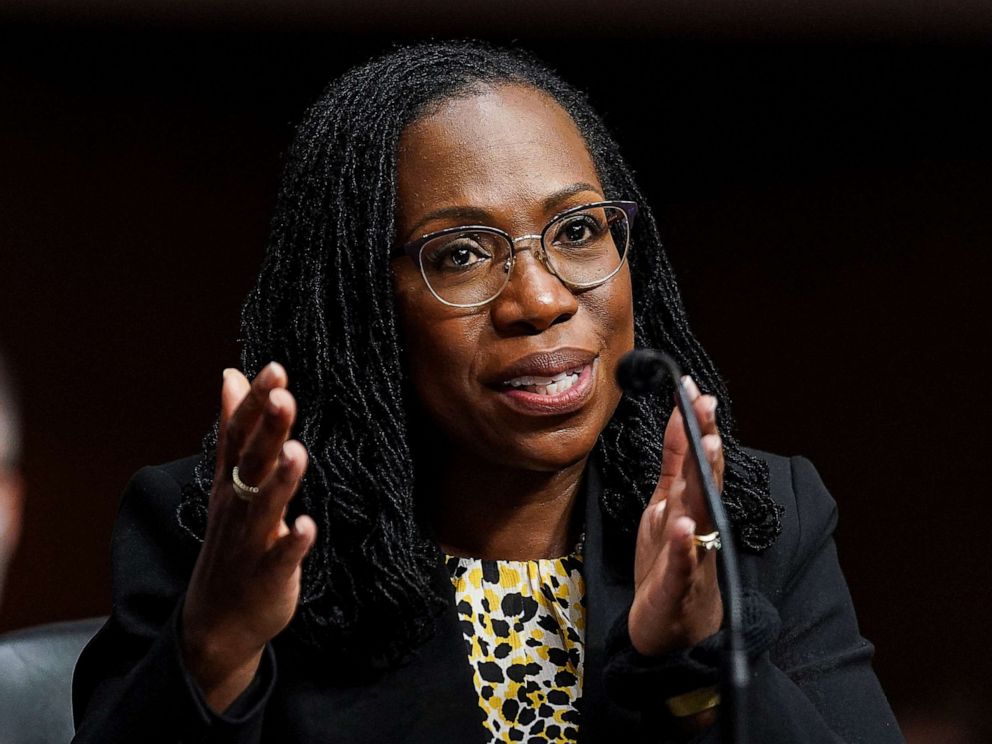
[552,213,608,247]
[423,234,494,272]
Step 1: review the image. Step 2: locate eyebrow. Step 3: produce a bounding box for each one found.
[404,181,604,240]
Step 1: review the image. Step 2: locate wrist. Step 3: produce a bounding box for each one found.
[180,613,265,712]
[604,589,782,713]
[628,594,723,657]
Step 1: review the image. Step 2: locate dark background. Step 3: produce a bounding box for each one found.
[1,3,990,739]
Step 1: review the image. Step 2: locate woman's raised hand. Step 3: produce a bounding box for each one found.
[181,363,317,712]
[629,376,725,657]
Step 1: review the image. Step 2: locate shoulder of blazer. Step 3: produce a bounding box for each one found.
[108,456,204,616]
[738,448,840,608]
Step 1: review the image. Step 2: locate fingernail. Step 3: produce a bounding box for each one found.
[279,442,292,466]
[268,389,282,414]
[681,375,701,400]
[705,397,718,422]
[222,368,236,380]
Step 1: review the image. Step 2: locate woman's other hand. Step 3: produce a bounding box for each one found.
[181,363,317,712]
[629,376,724,658]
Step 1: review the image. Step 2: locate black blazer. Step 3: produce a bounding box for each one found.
[72,451,903,743]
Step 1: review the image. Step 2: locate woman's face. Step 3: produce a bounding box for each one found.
[392,84,635,473]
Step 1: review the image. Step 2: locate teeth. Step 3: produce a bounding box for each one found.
[505,367,584,395]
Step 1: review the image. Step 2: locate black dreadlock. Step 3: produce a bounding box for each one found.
[178,40,782,663]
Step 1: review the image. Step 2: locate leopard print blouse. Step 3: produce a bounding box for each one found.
[445,546,586,743]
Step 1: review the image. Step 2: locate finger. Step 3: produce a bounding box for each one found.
[222,362,288,476]
[664,475,689,520]
[248,440,308,546]
[262,514,317,581]
[636,473,689,587]
[660,375,707,478]
[215,369,251,480]
[666,515,700,586]
[650,406,687,507]
[682,378,720,467]
[237,387,297,488]
[703,431,725,494]
[640,514,698,618]
[651,377,718,508]
[680,433,720,533]
[693,393,719,437]
[659,515,722,634]
[681,374,702,403]
[634,498,668,586]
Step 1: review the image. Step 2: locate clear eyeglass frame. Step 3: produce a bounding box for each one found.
[393,200,639,308]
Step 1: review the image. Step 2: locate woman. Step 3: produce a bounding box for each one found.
[72,41,901,743]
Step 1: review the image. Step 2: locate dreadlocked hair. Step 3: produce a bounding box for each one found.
[177,40,782,665]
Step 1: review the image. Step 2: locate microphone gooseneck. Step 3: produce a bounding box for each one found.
[616,349,748,744]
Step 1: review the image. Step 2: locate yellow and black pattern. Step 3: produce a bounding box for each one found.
[445,549,585,743]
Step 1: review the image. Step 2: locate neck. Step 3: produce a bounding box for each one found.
[428,453,587,561]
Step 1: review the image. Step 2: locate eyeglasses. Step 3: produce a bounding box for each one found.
[394,200,638,308]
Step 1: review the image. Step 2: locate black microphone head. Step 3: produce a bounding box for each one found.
[616,349,680,395]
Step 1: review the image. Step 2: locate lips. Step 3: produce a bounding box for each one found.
[491,348,598,384]
[504,367,584,396]
[488,348,599,416]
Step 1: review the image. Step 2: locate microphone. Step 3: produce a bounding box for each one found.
[615,348,676,396]
[616,349,748,744]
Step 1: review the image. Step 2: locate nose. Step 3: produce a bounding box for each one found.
[489,237,579,335]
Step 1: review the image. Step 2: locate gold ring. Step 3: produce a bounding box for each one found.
[232,466,261,502]
[692,531,721,552]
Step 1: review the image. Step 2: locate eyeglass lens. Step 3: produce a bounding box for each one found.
[419,205,630,306]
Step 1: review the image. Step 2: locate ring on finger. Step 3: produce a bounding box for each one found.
[692,530,721,552]
[232,465,261,502]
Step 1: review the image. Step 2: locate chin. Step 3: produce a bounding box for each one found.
[493,412,611,473]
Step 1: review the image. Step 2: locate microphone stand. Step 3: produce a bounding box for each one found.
[617,349,747,744]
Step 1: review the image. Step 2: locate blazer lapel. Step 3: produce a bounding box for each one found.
[580,459,641,742]
[355,558,489,744]
[280,556,487,744]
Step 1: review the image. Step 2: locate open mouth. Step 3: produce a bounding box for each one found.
[496,358,598,415]
[501,366,586,396]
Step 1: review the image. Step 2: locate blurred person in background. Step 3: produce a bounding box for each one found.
[0,351,24,606]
